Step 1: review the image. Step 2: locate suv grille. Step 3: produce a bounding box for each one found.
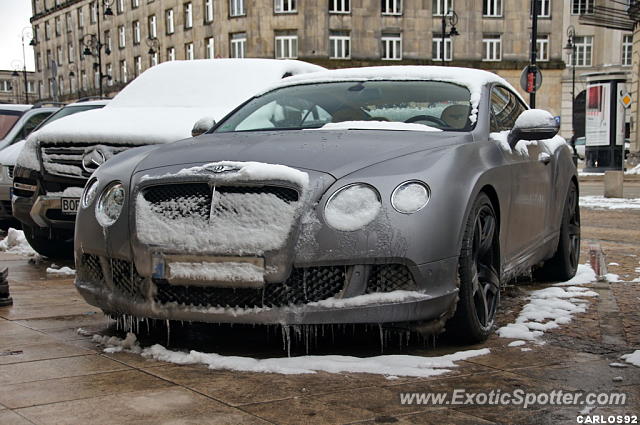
[40,143,131,179]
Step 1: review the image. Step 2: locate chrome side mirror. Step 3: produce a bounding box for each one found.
[191,116,216,137]
[508,109,559,149]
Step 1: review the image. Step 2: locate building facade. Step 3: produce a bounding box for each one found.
[0,70,39,104]
[30,0,627,139]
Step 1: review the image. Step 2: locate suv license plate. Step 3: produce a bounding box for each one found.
[61,197,80,215]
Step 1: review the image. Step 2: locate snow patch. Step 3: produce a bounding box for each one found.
[0,228,38,256]
[308,290,432,309]
[514,109,557,128]
[92,332,490,377]
[314,121,442,132]
[579,196,640,210]
[324,185,381,231]
[168,261,264,287]
[46,265,76,276]
[621,350,640,367]
[507,340,527,347]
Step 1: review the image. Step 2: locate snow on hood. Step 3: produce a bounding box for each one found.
[313,121,442,132]
[0,139,26,166]
[258,65,517,124]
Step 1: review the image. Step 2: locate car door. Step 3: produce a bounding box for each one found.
[491,85,552,261]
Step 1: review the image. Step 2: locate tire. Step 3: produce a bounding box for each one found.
[447,193,500,344]
[534,181,580,282]
[23,225,74,259]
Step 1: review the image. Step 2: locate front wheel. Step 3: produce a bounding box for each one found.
[447,193,500,344]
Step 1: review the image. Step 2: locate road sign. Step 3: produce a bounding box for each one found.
[620,91,632,109]
[520,65,543,94]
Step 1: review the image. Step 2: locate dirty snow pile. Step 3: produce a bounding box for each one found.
[0,228,38,256]
[626,164,640,175]
[621,350,640,367]
[46,264,76,276]
[497,264,599,342]
[92,332,490,377]
[316,121,442,132]
[579,196,640,210]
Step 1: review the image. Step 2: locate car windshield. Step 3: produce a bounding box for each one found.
[214,81,473,133]
[0,110,24,139]
[34,104,105,131]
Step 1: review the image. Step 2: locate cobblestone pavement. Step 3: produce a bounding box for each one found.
[0,205,639,425]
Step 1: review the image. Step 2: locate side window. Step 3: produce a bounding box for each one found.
[15,112,52,142]
[490,86,526,132]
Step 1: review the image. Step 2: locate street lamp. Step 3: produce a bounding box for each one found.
[146,37,160,66]
[564,25,577,136]
[82,0,114,98]
[440,9,459,65]
[17,27,34,104]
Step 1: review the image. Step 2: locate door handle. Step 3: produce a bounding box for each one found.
[539,154,551,165]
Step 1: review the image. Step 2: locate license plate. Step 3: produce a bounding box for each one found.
[61,197,80,215]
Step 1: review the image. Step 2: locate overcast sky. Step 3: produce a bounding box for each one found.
[0,0,36,72]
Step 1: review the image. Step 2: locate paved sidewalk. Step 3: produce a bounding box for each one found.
[0,207,639,425]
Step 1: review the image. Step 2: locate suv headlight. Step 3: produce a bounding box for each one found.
[391,181,430,214]
[82,179,99,208]
[324,183,381,231]
[96,182,125,227]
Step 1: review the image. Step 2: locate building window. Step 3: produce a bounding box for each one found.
[329,30,350,59]
[81,70,87,90]
[167,47,176,61]
[433,0,452,16]
[118,25,126,48]
[483,0,502,17]
[67,42,74,63]
[36,53,42,72]
[230,32,247,58]
[27,81,36,94]
[432,34,452,61]
[133,21,141,44]
[134,56,142,76]
[120,60,128,83]
[150,51,159,67]
[329,0,350,13]
[105,30,112,52]
[622,35,632,66]
[205,37,215,58]
[65,12,72,33]
[275,0,296,13]
[56,45,63,65]
[0,81,11,93]
[382,0,402,15]
[58,76,64,95]
[55,16,61,36]
[77,7,84,28]
[275,32,298,59]
[90,1,97,23]
[106,63,113,86]
[536,34,549,61]
[132,0,140,8]
[185,42,194,59]
[184,2,193,28]
[166,9,175,34]
[45,21,50,40]
[148,15,157,38]
[381,33,402,60]
[94,70,99,89]
[46,49,52,69]
[116,0,124,14]
[572,35,592,66]
[230,0,245,16]
[204,0,214,22]
[536,0,551,17]
[571,0,593,15]
[482,34,502,61]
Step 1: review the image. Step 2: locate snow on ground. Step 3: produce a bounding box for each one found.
[621,350,640,367]
[46,264,76,276]
[580,196,640,210]
[0,228,38,256]
[92,332,490,377]
[625,164,640,175]
[497,264,599,341]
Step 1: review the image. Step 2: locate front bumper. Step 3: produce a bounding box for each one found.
[13,194,76,230]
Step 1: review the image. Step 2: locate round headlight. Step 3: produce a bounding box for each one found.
[391,181,430,214]
[82,179,99,209]
[324,183,381,231]
[96,182,125,227]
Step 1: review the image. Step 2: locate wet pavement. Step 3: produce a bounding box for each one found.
[1,205,639,424]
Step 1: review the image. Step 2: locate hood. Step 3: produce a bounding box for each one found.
[133,129,470,179]
[0,140,26,166]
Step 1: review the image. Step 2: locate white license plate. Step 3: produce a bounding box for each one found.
[61,197,80,215]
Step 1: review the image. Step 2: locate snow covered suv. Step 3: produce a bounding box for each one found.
[12,59,324,258]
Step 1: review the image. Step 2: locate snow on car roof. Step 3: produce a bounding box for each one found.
[258,65,519,123]
[66,99,111,107]
[0,104,32,112]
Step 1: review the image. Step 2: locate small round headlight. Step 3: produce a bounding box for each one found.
[324,183,381,231]
[391,181,430,214]
[82,179,99,209]
[96,182,125,227]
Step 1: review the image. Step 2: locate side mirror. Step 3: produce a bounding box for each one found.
[191,116,216,137]
[508,109,559,149]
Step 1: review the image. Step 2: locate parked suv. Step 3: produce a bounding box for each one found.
[0,104,59,152]
[12,59,324,257]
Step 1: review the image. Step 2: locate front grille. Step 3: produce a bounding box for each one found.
[7,166,14,179]
[366,265,417,293]
[154,266,346,308]
[142,183,299,220]
[40,143,131,179]
[79,255,145,300]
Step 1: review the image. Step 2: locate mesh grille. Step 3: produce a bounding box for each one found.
[111,258,146,300]
[366,265,417,293]
[154,266,346,308]
[80,254,103,282]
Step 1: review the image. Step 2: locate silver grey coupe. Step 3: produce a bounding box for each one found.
[74,66,579,343]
